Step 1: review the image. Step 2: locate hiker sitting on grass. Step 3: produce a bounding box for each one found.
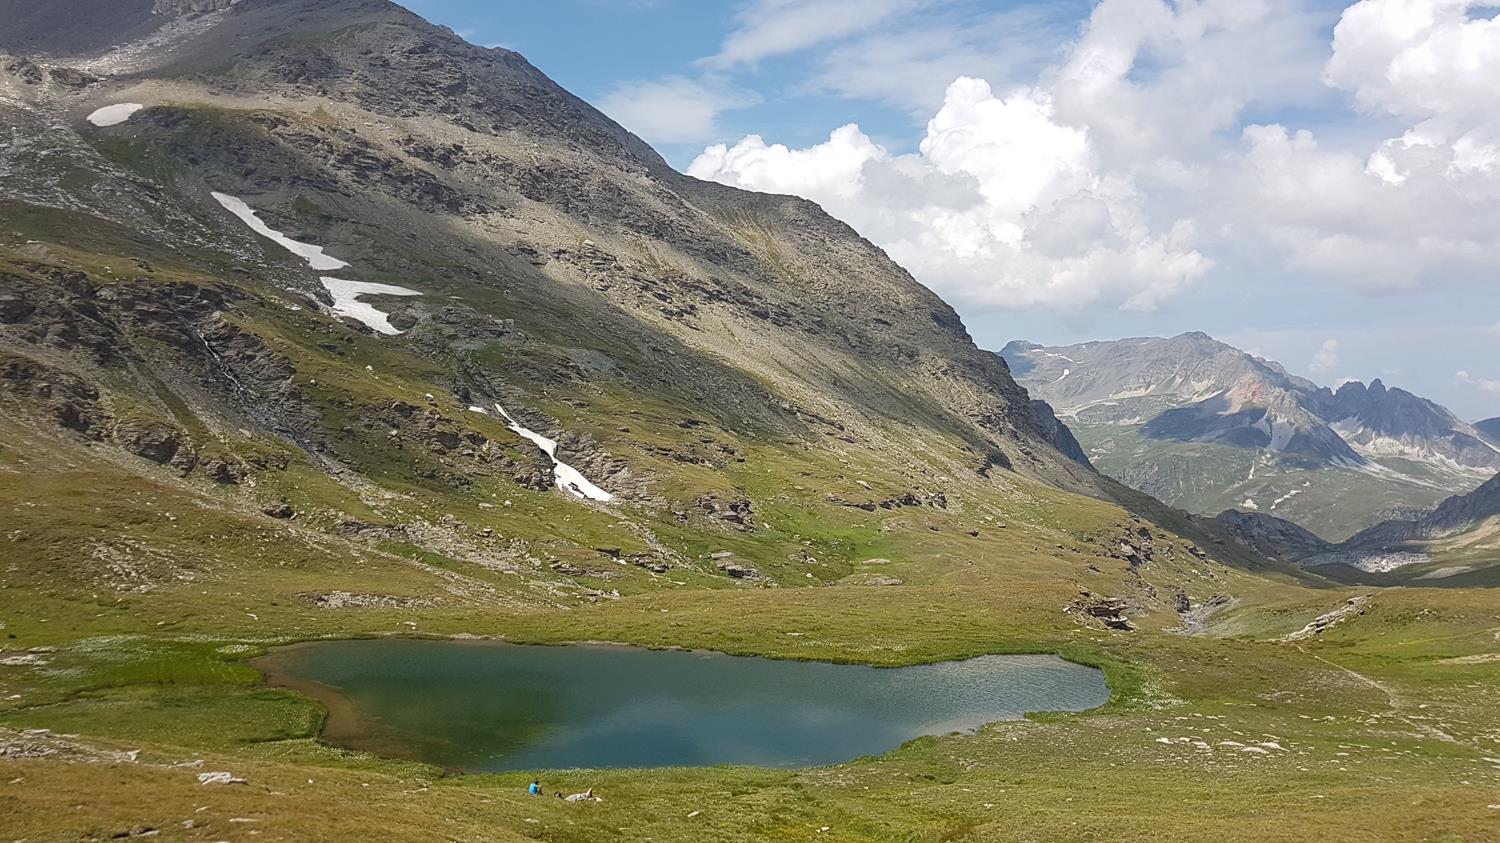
[528,780,541,796]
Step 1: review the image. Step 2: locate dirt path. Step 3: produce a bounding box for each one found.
[1298,646,1470,748]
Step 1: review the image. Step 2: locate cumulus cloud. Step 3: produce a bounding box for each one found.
[1309,339,1341,375]
[1325,0,1500,122]
[598,76,759,144]
[1457,370,1500,393]
[687,0,1500,316]
[691,77,1210,312]
[1223,0,1500,288]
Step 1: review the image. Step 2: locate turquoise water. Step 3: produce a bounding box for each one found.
[257,640,1108,772]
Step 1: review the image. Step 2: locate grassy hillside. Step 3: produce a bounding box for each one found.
[1,270,1497,839]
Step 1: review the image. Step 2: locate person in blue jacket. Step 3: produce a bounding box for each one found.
[528,780,541,796]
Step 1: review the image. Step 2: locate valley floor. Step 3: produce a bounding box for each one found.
[0,382,1495,841]
[2,580,1497,841]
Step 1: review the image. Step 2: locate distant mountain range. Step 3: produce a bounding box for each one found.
[999,333,1500,540]
[1217,471,1500,584]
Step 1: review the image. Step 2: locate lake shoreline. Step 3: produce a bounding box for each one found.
[252,639,1110,774]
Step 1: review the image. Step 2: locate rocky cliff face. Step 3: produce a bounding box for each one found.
[1029,399,1092,468]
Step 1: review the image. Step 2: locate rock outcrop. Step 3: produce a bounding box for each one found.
[1215,510,1333,562]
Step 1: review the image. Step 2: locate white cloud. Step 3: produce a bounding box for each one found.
[1046,0,1334,168]
[687,0,1500,317]
[809,8,1074,114]
[705,0,929,68]
[1309,339,1341,375]
[1226,0,1500,287]
[598,76,760,144]
[1325,0,1500,122]
[690,77,1210,312]
[1457,370,1500,393]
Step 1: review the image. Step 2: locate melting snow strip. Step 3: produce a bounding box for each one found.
[211,192,350,271]
[212,191,424,335]
[87,103,144,127]
[475,403,615,502]
[320,278,421,336]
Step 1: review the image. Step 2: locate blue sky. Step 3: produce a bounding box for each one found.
[400,0,1500,421]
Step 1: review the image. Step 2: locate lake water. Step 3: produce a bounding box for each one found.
[255,640,1108,772]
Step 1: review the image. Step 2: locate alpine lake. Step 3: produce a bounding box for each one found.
[255,639,1109,772]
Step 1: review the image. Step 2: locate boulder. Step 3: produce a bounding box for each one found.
[715,560,760,580]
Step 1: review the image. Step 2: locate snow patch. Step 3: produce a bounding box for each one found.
[211,192,349,271]
[1241,498,1260,511]
[213,192,424,337]
[320,278,420,336]
[1051,368,1071,384]
[86,103,144,127]
[1270,489,1302,509]
[1250,412,1295,452]
[1302,550,1431,573]
[487,403,614,502]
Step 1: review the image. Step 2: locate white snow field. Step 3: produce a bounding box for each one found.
[211,192,350,271]
[319,278,421,336]
[86,103,144,127]
[475,403,615,502]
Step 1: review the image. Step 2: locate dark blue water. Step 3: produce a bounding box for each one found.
[258,640,1108,771]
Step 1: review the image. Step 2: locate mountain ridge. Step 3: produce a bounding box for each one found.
[999,332,1498,540]
[0,0,1286,619]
